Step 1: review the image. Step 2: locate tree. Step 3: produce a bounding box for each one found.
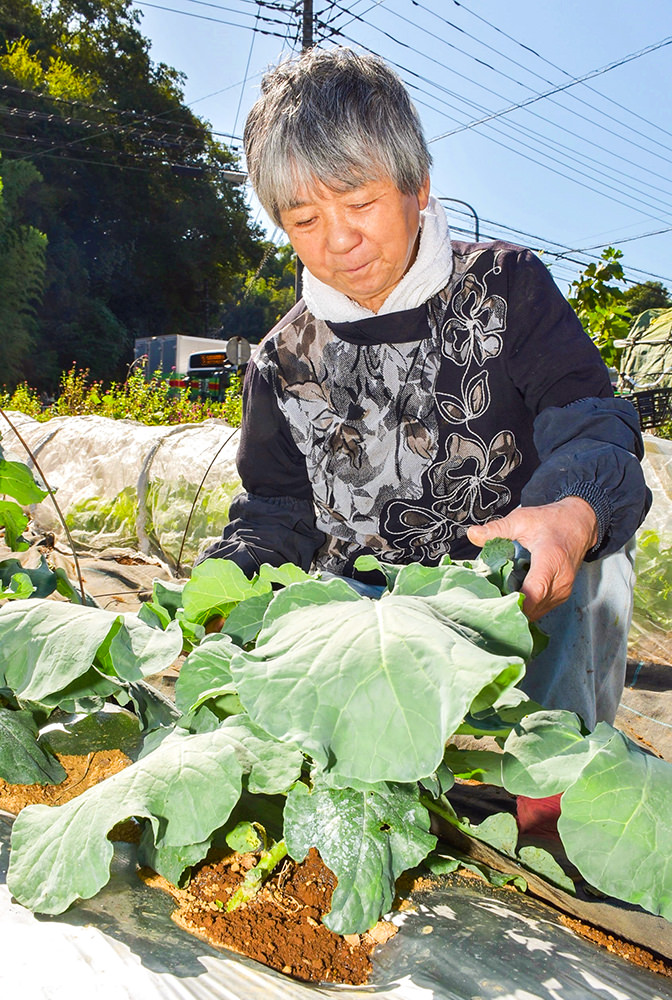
[220,243,297,343]
[0,155,47,384]
[567,247,632,369]
[622,280,672,319]
[0,0,265,390]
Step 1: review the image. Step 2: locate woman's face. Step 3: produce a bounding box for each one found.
[280,175,431,314]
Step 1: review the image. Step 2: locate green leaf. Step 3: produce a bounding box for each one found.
[181,559,270,626]
[517,846,576,894]
[150,578,185,619]
[467,811,519,856]
[479,537,516,581]
[39,708,142,759]
[422,852,461,876]
[284,779,436,934]
[0,499,29,550]
[558,729,672,920]
[257,563,312,587]
[6,726,272,914]
[123,680,181,732]
[458,690,543,741]
[0,457,48,504]
[232,583,527,785]
[0,600,182,707]
[137,823,210,887]
[352,554,400,590]
[1,570,35,600]
[441,747,504,786]
[391,560,502,600]
[424,850,527,891]
[221,591,273,646]
[262,576,361,623]
[174,633,237,715]
[419,760,455,799]
[0,556,58,599]
[225,820,263,854]
[138,600,172,630]
[96,616,184,685]
[0,706,66,785]
[216,715,304,796]
[501,711,613,797]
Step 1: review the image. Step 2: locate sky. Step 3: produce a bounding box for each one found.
[131,0,672,296]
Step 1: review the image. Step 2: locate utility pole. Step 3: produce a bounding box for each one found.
[294,0,313,302]
[302,0,313,50]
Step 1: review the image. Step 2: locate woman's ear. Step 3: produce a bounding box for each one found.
[417,175,431,212]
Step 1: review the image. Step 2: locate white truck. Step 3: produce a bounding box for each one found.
[134,334,230,377]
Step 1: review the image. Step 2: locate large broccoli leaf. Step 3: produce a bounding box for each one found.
[0,706,66,784]
[284,778,435,934]
[7,720,303,914]
[231,575,528,785]
[0,600,183,707]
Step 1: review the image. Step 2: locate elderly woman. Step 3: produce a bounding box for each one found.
[204,47,650,734]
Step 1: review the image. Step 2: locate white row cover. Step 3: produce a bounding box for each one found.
[2,412,242,568]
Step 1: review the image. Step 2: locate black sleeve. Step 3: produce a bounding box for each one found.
[197,359,325,575]
[521,397,651,558]
[503,248,613,413]
[502,249,651,555]
[236,360,313,499]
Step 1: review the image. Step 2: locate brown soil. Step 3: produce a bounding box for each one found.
[0,749,132,814]
[559,914,672,978]
[140,847,397,985]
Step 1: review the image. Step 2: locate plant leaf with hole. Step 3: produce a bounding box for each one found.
[284,778,435,934]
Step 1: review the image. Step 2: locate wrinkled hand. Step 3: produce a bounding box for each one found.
[466,497,598,621]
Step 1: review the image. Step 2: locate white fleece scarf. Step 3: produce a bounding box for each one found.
[301,194,453,323]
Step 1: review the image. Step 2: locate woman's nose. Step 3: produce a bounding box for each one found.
[324,215,362,255]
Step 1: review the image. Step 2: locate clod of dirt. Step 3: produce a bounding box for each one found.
[140,847,397,985]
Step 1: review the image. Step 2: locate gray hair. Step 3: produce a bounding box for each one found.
[244,47,432,226]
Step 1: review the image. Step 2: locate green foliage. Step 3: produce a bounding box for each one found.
[0,381,44,418]
[0,156,48,383]
[0,36,42,89]
[0,438,47,554]
[2,362,243,426]
[0,0,265,391]
[622,280,672,319]
[220,243,296,343]
[568,247,632,369]
[220,372,243,427]
[632,529,672,632]
[5,545,672,937]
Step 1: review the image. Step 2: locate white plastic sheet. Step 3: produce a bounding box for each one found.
[1,412,241,567]
[629,434,672,662]
[1,814,671,1000]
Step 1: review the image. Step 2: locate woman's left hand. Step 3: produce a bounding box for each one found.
[466,497,598,621]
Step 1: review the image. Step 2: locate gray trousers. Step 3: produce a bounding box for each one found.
[517,541,636,730]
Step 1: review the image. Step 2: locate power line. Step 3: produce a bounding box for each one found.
[355,51,672,225]
[438,199,672,285]
[133,0,288,36]
[0,80,245,143]
[429,34,672,142]
[445,0,672,143]
[231,2,261,136]
[324,12,672,215]
[394,1,672,164]
[322,1,672,171]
